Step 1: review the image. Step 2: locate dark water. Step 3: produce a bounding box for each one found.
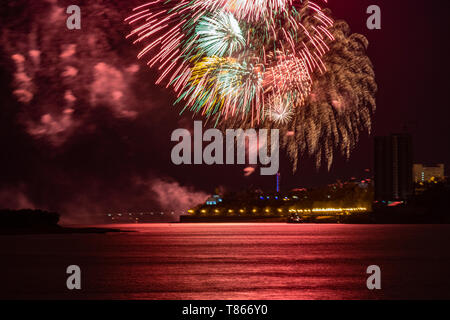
[1,224,449,300]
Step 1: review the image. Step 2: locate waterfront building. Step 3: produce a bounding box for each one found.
[374,134,413,201]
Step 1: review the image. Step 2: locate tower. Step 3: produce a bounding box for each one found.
[276,172,280,193]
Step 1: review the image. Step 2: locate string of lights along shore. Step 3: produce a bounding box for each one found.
[126,0,377,171]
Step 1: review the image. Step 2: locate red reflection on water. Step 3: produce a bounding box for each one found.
[1,223,450,299]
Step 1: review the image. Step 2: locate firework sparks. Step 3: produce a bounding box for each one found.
[196,11,245,57]
[266,96,294,125]
[126,0,334,123]
[127,1,376,171]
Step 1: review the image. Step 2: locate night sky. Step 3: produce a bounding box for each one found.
[0,0,449,222]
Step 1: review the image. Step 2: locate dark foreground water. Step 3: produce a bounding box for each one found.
[1,224,449,300]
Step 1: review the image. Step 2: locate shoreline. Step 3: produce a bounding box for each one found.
[179,216,286,223]
[178,214,450,224]
[2,220,449,234]
[0,225,128,235]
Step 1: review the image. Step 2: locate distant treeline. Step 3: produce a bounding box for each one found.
[0,209,60,228]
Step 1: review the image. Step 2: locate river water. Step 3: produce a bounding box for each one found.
[1,223,449,299]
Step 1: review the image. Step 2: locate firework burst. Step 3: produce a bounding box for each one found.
[126,0,334,123]
[219,20,377,171]
[126,1,377,170]
[196,11,245,57]
[266,96,294,125]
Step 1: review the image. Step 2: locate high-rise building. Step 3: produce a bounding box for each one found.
[374,134,413,201]
[413,164,445,182]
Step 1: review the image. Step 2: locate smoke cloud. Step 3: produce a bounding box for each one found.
[0,0,210,223]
